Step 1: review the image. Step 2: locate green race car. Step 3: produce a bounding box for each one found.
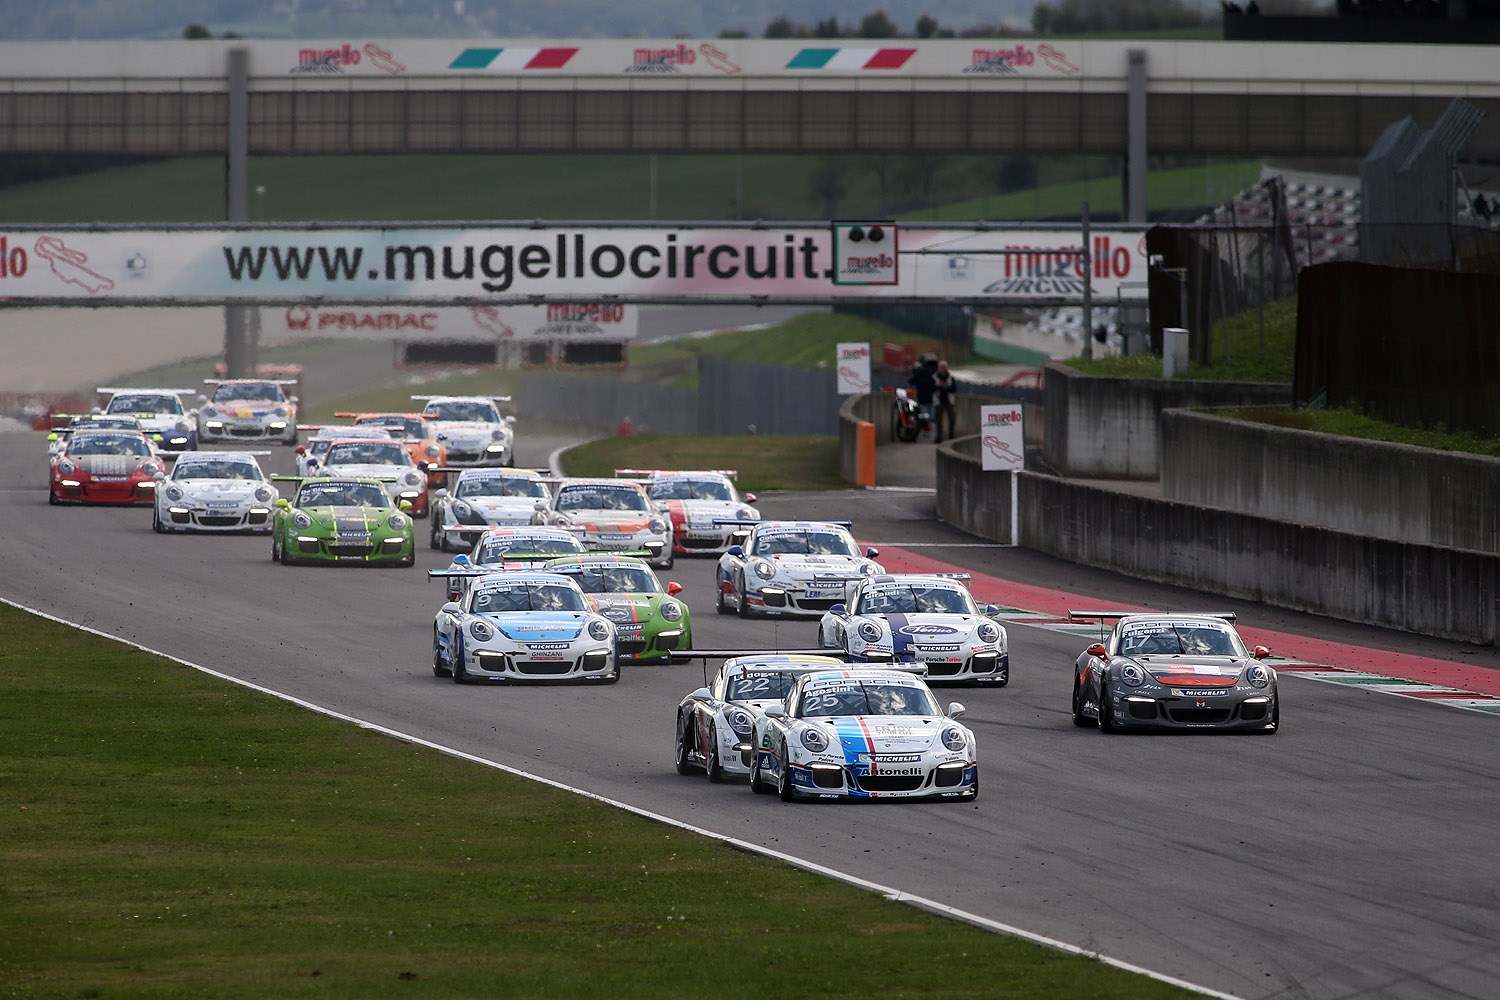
[541,554,690,662]
[271,476,416,567]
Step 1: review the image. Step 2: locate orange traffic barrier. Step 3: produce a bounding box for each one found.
[855,421,876,488]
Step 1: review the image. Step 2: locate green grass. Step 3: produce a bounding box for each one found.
[0,602,1194,999]
[560,433,845,492]
[1224,404,1500,459]
[1068,295,1299,383]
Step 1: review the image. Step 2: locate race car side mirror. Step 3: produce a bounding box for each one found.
[434,488,448,499]
[441,602,462,615]
[398,500,413,512]
[727,545,744,557]
[947,702,967,719]
[984,604,999,617]
[1087,643,1107,658]
[829,603,847,615]
[667,582,683,596]
[275,498,290,510]
[534,500,548,511]
[418,460,429,471]
[744,492,757,503]
[765,705,787,719]
[153,471,166,482]
[294,446,306,455]
[504,415,516,424]
[689,687,710,701]
[453,554,470,565]
[1254,645,1271,659]
[865,547,880,559]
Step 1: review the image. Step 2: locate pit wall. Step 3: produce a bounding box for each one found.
[840,393,1041,486]
[1042,361,1292,478]
[1163,409,1500,552]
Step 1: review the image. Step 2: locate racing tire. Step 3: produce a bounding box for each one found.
[603,661,621,685]
[776,744,796,802]
[429,515,443,550]
[749,750,769,794]
[715,583,731,616]
[1266,699,1280,734]
[1097,681,1117,733]
[735,575,751,619]
[398,552,415,568]
[48,488,59,506]
[1071,677,1091,727]
[451,639,469,685]
[968,772,979,802]
[432,631,451,678]
[152,508,165,534]
[705,724,724,783]
[674,716,696,775]
[658,553,674,572]
[278,532,293,565]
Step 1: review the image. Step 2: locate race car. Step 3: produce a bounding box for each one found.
[545,478,674,570]
[294,424,394,477]
[305,437,430,516]
[433,525,589,602]
[49,428,164,505]
[336,411,449,482]
[541,554,689,663]
[428,468,555,551]
[1069,610,1279,733]
[269,476,415,567]
[152,450,277,533]
[431,570,620,684]
[48,413,145,458]
[617,468,760,556]
[412,394,515,467]
[95,386,199,452]
[749,668,978,802]
[197,378,299,445]
[819,574,1009,685]
[716,520,882,618]
[674,654,844,782]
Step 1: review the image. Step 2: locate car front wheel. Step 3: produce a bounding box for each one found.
[776,745,796,802]
[705,724,724,783]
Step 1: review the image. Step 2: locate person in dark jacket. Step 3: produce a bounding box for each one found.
[907,361,936,439]
[932,359,957,443]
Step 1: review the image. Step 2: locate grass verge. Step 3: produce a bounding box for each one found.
[0,602,1194,999]
[560,433,845,492]
[1223,404,1500,459]
[1067,296,1298,383]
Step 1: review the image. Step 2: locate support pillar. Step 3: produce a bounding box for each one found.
[1125,49,1148,224]
[224,47,254,378]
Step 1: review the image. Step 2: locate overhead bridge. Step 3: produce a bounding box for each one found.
[1,37,1497,169]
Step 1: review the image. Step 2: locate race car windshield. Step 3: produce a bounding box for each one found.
[173,460,262,481]
[459,477,549,499]
[1119,624,1245,657]
[297,482,391,508]
[425,400,500,423]
[650,478,732,501]
[471,584,586,613]
[797,682,940,718]
[475,535,585,563]
[563,565,658,594]
[213,382,284,403]
[555,486,648,512]
[325,442,409,466]
[725,671,801,702]
[106,394,182,415]
[752,530,856,557]
[857,585,975,615]
[69,433,151,457]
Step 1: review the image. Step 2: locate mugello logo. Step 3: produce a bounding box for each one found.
[627,44,697,73]
[984,408,1024,427]
[840,345,870,361]
[0,236,27,278]
[963,45,1035,74]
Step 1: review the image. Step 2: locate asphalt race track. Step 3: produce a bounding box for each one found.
[9,428,1500,1000]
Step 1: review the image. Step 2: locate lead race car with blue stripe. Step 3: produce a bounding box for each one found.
[749,668,978,802]
[818,573,1009,685]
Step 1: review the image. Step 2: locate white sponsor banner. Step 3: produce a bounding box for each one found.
[832,223,897,286]
[979,404,1025,472]
[835,342,871,394]
[0,226,1146,305]
[260,302,638,342]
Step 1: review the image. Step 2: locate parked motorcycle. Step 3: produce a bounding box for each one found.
[889,387,932,443]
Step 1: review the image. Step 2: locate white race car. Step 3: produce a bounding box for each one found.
[95,386,199,452]
[750,668,978,802]
[545,478,674,570]
[294,425,394,477]
[431,525,589,603]
[306,437,430,516]
[674,654,845,782]
[428,468,555,551]
[197,378,299,445]
[413,394,515,467]
[716,520,882,618]
[152,450,277,534]
[431,571,620,684]
[617,468,760,556]
[48,414,146,458]
[819,574,1009,685]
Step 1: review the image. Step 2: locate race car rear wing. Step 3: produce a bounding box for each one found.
[1068,610,1238,622]
[95,386,199,396]
[427,467,555,478]
[443,524,585,534]
[410,394,513,403]
[203,378,300,387]
[713,519,853,528]
[614,468,738,479]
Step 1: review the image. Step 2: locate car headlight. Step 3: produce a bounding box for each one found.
[587,620,611,641]
[425,445,441,458]
[403,471,422,487]
[941,726,967,752]
[800,727,830,753]
[857,621,883,643]
[490,428,506,441]
[254,486,274,503]
[175,420,191,434]
[735,507,753,519]
[726,708,754,737]
[859,562,879,575]
[57,459,76,475]
[1246,664,1271,688]
[1120,663,1147,687]
[468,619,494,642]
[977,622,1001,643]
[553,514,570,527]
[388,513,408,530]
[141,461,160,477]
[164,485,184,502]
[274,406,288,418]
[454,500,472,518]
[648,517,667,533]
[751,559,775,580]
[201,405,217,418]
[660,600,683,622]
[292,511,312,529]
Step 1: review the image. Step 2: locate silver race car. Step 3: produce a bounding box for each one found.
[716,520,882,618]
[152,450,276,533]
[1069,611,1278,733]
[412,394,515,467]
[428,468,555,551]
[819,573,1008,684]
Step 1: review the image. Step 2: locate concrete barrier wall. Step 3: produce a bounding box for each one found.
[1043,361,1292,479]
[1163,409,1500,552]
[935,437,1015,544]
